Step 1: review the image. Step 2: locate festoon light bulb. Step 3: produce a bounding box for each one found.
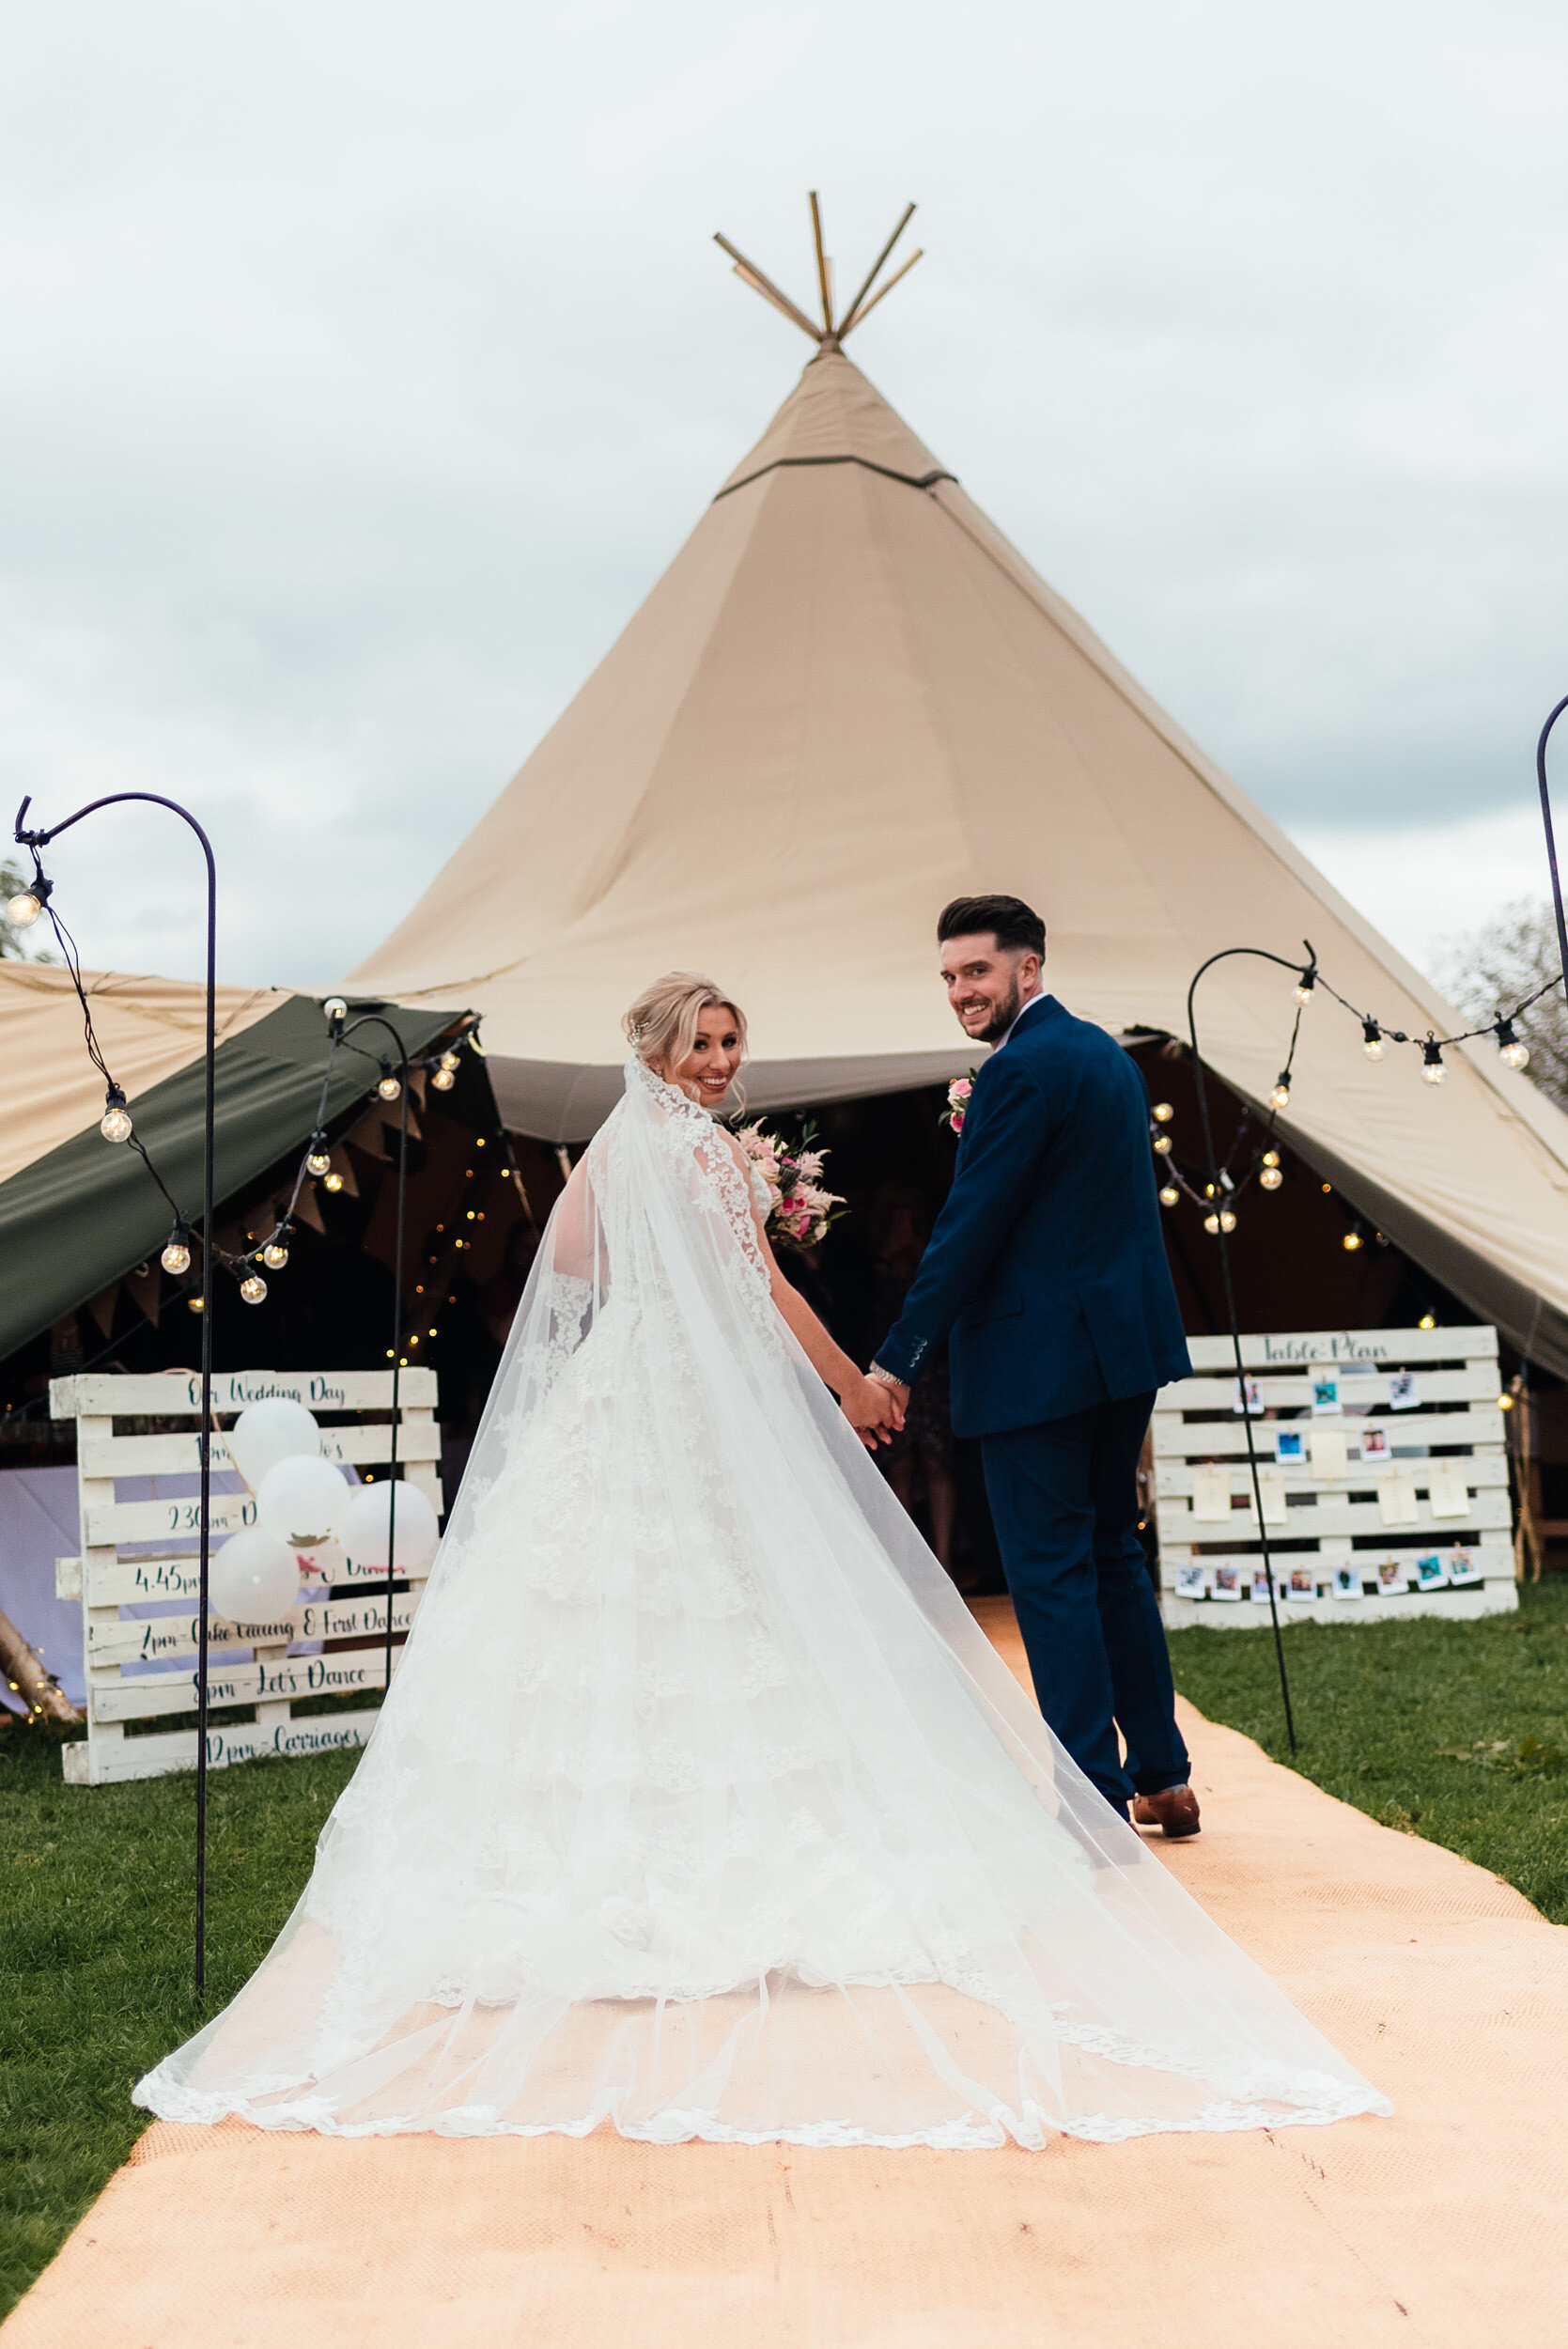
[7,874,47,927]
[1158,1184,1180,1206]
[240,1270,268,1304]
[1361,1020,1385,1061]
[431,1066,456,1091]
[1269,1074,1292,1111]
[377,1066,401,1101]
[305,1133,332,1177]
[100,1087,133,1143]
[1259,1150,1283,1191]
[262,1227,291,1271]
[1152,1132,1172,1155]
[1421,1041,1446,1087]
[1497,1019,1529,1072]
[161,1227,192,1276]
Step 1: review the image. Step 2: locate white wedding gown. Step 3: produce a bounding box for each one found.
[135,1055,1389,2148]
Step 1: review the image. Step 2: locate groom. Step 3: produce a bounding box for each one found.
[870,895,1199,1834]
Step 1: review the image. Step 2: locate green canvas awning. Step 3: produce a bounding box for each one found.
[0,993,457,1362]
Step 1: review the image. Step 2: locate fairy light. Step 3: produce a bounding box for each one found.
[162,1225,192,1275]
[1419,1313,1436,1330]
[1269,1074,1292,1110]
[431,1066,456,1091]
[305,1134,332,1177]
[324,1170,344,1192]
[1260,1152,1283,1190]
[240,1270,267,1304]
[100,1085,133,1143]
[378,1065,401,1102]
[1158,1184,1180,1206]
[262,1223,292,1271]
[1151,1102,1173,1123]
[1421,1040,1447,1087]
[1343,1230,1363,1252]
[1361,1019,1385,1061]
[1496,1017,1530,1072]
[1152,1132,1172,1156]
[1296,964,1317,1004]
[7,866,49,926]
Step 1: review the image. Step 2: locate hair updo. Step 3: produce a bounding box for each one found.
[622,972,748,1076]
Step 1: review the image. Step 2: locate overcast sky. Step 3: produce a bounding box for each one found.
[3,0,1564,989]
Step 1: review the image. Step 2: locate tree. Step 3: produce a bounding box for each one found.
[1433,897,1568,1111]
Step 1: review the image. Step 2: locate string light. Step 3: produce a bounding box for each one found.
[186,1294,204,1314]
[1151,1102,1173,1123]
[440,1050,460,1073]
[1152,1132,1172,1155]
[1343,1230,1363,1252]
[1296,964,1317,1004]
[1203,1208,1237,1235]
[378,1065,401,1102]
[1496,1017,1530,1071]
[262,1224,292,1271]
[6,867,49,927]
[1421,1040,1446,1087]
[305,1134,332,1177]
[431,1066,456,1091]
[324,1170,345,1193]
[1269,1074,1292,1110]
[1260,1153,1283,1190]
[161,1224,193,1275]
[1361,1019,1385,1061]
[1419,1313,1436,1330]
[100,1085,133,1143]
[240,1271,267,1304]
[1158,1184,1180,1206]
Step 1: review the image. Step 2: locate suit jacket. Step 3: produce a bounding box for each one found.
[876,995,1191,1437]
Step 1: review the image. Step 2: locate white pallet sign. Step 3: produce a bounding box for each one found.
[1152,1326,1517,1628]
[49,1368,442,1786]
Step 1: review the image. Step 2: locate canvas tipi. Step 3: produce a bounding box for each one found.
[347,207,1568,1374]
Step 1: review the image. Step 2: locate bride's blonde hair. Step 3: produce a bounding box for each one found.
[623,972,748,1078]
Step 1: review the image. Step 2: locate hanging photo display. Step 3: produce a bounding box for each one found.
[1173,1563,1207,1599]
[1332,1565,1365,1600]
[1312,1372,1342,1416]
[1389,1369,1422,1411]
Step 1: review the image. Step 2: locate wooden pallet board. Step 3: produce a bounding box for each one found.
[48,1369,441,1786]
[1152,1326,1517,1629]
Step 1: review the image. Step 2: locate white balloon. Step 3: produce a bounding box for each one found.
[297,1537,348,1581]
[257,1455,349,1548]
[340,1480,441,1574]
[210,1527,300,1626]
[227,1397,320,1491]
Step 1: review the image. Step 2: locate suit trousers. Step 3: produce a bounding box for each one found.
[981,1391,1189,1815]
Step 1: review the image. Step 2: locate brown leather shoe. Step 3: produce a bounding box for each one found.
[1132,1785,1201,1839]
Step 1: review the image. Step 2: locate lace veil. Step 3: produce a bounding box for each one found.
[134,1055,1388,2147]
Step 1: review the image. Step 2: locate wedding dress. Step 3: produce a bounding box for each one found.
[134,1055,1389,2148]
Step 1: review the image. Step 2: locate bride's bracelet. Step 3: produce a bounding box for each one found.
[867,1363,907,1390]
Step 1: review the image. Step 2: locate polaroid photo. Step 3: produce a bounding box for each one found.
[1414,1552,1450,1591]
[1274,1428,1306,1466]
[1332,1564,1365,1601]
[1173,1562,1208,1599]
[1210,1564,1243,1602]
[1447,1549,1483,1588]
[1388,1368,1422,1412]
[1233,1376,1265,1417]
[1359,1426,1390,1463]
[1376,1558,1414,1594]
[1286,1567,1319,1603]
[1310,1427,1349,1481]
[1427,1464,1469,1520]
[1250,1569,1277,1605]
[1312,1373,1342,1417]
[1189,1464,1233,1522]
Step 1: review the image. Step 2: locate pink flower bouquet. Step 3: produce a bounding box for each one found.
[733,1120,846,1252]
[942,1072,977,1135]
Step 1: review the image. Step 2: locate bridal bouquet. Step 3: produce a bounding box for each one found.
[733,1120,846,1252]
[942,1071,979,1134]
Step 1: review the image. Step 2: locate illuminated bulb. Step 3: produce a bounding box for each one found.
[1219,1208,1236,1233]
[1203,1212,1219,1235]
[1158,1184,1180,1206]
[1361,1020,1384,1061]
[1270,1075,1292,1110]
[439,1049,461,1073]
[240,1271,267,1304]
[262,1236,290,1270]
[187,1294,205,1314]
[1497,1019,1529,1071]
[1152,1132,1172,1155]
[1421,1041,1446,1086]
[1419,1313,1436,1330]
[431,1066,456,1091]
[378,1066,401,1101]
[100,1087,133,1143]
[1343,1230,1363,1252]
[322,996,348,1025]
[7,879,46,927]
[162,1230,192,1276]
[305,1135,331,1177]
[1296,968,1316,1003]
[324,1170,344,1193]
[1262,1149,1281,1166]
[1260,1165,1283,1190]
[1498,1392,1515,1411]
[1151,1101,1173,1124]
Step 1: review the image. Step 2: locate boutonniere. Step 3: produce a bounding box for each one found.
[941,1071,978,1135]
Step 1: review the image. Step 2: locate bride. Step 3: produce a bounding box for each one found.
[136,973,1388,2149]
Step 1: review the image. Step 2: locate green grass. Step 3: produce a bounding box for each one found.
[0,1730,360,2316]
[4,1588,1568,2316]
[1168,1577,1568,1922]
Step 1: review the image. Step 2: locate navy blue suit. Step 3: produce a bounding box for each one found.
[876,994,1192,1812]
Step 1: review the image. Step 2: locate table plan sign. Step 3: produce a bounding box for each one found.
[50,1369,442,1785]
[1152,1327,1514,1627]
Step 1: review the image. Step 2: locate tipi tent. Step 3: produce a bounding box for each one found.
[348,324,1568,1374]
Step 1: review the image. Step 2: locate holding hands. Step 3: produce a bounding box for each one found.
[841,1370,907,1448]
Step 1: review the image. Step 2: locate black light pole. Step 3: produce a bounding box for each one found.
[1184,943,1303,1755]
[13,791,219,1992]
[327,1010,411,1695]
[1536,695,1568,998]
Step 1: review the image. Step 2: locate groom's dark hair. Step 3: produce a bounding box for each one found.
[937,894,1046,960]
